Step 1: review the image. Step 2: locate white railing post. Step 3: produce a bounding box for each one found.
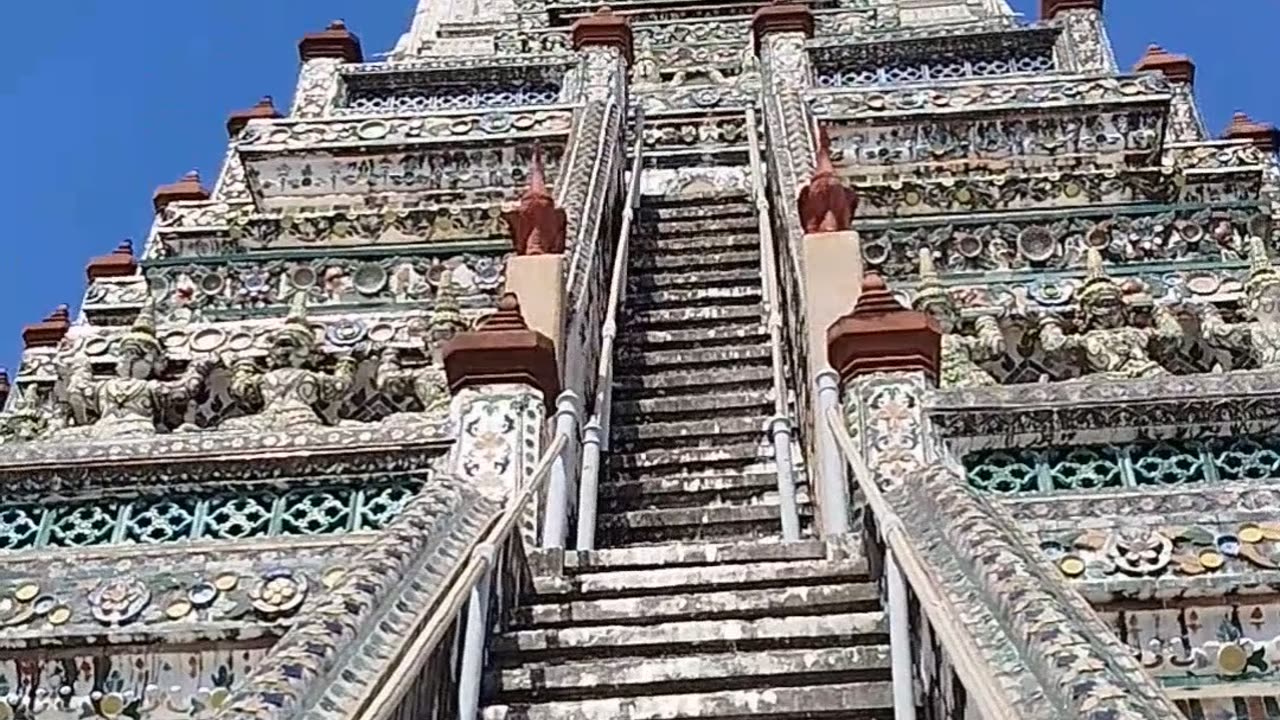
[574,110,645,550]
[543,390,581,549]
[576,418,604,549]
[885,548,917,720]
[815,369,850,535]
[455,546,494,720]
[766,416,802,542]
[745,107,802,540]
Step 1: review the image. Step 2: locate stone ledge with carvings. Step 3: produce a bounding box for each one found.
[809,21,1055,63]
[808,72,1172,120]
[931,368,1280,450]
[342,52,575,75]
[234,106,576,153]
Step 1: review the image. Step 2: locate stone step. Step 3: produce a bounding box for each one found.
[613,390,772,421]
[612,416,764,446]
[483,681,894,720]
[599,504,804,545]
[633,232,758,255]
[624,303,762,330]
[617,324,769,351]
[559,538,830,574]
[637,216,758,238]
[493,646,891,703]
[535,558,869,598]
[512,582,879,629]
[639,198,752,220]
[628,285,763,309]
[494,611,887,660]
[608,442,765,473]
[613,366,772,397]
[617,344,771,371]
[631,249,759,271]
[628,267,761,291]
[600,472,784,511]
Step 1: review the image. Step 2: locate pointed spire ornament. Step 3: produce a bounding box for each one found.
[912,249,951,315]
[119,296,162,358]
[1078,248,1124,312]
[1246,237,1280,302]
[797,128,858,233]
[504,144,568,256]
[430,269,468,341]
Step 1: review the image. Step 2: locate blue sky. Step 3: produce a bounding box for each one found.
[0,1,1276,371]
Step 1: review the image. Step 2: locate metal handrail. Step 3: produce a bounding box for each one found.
[822,405,1020,720]
[575,110,646,550]
[359,432,569,720]
[745,107,802,542]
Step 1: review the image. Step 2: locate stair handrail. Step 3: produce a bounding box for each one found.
[359,431,569,720]
[821,405,1022,720]
[574,109,646,550]
[744,107,803,542]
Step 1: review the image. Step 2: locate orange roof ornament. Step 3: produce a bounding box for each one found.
[797,128,858,234]
[504,144,568,256]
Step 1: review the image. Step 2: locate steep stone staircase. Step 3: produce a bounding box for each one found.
[600,189,811,546]
[483,540,895,719]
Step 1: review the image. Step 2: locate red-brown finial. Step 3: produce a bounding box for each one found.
[1223,112,1279,154]
[299,19,363,63]
[227,96,282,138]
[1133,44,1195,85]
[504,145,567,256]
[797,128,858,234]
[85,239,138,281]
[570,6,634,64]
[827,274,941,385]
[751,1,814,46]
[441,292,561,408]
[22,305,72,349]
[153,171,210,213]
[1040,0,1103,21]
[0,368,10,409]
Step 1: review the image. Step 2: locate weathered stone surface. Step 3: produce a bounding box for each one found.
[612,416,765,445]
[629,267,762,291]
[619,344,771,369]
[619,324,769,349]
[608,442,766,472]
[601,504,807,544]
[614,366,772,393]
[600,472,788,510]
[628,285,763,308]
[633,232,759,254]
[537,559,869,597]
[613,390,771,419]
[483,681,894,719]
[558,539,829,572]
[631,249,759,271]
[625,304,763,329]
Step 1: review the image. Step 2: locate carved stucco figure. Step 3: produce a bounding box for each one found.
[50,299,211,440]
[374,270,466,423]
[222,294,357,430]
[1201,238,1280,368]
[913,249,1004,387]
[1038,248,1182,379]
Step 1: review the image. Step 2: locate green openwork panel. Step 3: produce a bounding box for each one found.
[963,437,1241,494]
[0,477,426,551]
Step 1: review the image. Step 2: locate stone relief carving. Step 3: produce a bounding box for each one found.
[913,250,1003,387]
[49,300,212,441]
[220,295,358,431]
[1036,249,1183,379]
[1201,238,1280,367]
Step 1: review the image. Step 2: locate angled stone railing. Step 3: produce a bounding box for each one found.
[824,276,1186,720]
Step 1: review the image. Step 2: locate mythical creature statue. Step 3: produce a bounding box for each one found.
[221,294,357,431]
[913,250,1004,387]
[797,129,858,234]
[1038,248,1183,379]
[1200,237,1280,367]
[50,299,211,440]
[0,387,51,443]
[503,144,567,256]
[374,270,464,424]
[631,37,662,89]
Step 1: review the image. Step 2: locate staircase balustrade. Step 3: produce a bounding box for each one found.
[821,405,1020,720]
[355,432,567,720]
[574,111,646,550]
[744,108,803,543]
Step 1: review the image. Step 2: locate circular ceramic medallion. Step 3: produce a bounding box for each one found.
[357,120,390,141]
[208,687,230,709]
[512,114,536,130]
[1240,525,1265,544]
[165,600,193,620]
[955,233,983,258]
[83,338,111,357]
[1185,274,1220,296]
[98,692,126,717]
[14,583,39,602]
[89,578,151,624]
[479,112,513,133]
[353,263,388,294]
[1017,227,1055,262]
[227,333,254,351]
[191,328,227,353]
[1085,224,1111,249]
[322,567,348,589]
[861,240,889,266]
[199,273,226,294]
[214,574,240,592]
[325,319,367,347]
[1198,550,1225,569]
[188,583,218,606]
[1218,644,1248,674]
[48,606,72,625]
[161,331,188,350]
[448,119,475,134]
[368,324,396,343]
[1058,556,1086,577]
[33,596,54,615]
[249,571,308,616]
[288,267,318,291]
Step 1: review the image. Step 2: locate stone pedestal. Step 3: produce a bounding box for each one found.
[801,231,863,384]
[504,253,565,354]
